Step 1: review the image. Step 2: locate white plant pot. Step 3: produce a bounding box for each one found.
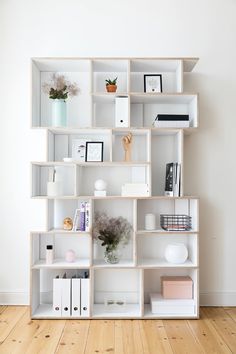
[165,243,188,264]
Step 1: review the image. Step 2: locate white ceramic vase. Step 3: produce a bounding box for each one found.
[165,243,188,264]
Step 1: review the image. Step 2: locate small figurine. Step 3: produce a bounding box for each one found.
[122,132,132,162]
[63,217,73,231]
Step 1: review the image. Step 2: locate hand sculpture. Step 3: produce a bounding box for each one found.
[122,132,132,162]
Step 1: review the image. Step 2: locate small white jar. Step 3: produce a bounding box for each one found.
[145,213,156,230]
[46,245,53,264]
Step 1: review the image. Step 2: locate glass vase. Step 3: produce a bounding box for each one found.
[52,99,67,127]
[104,248,120,264]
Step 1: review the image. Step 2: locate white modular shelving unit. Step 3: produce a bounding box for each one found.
[30,57,199,319]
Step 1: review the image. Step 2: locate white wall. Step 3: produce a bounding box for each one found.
[0,0,236,305]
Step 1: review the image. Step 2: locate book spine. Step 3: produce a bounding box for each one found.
[85,202,90,232]
[79,202,86,231]
[72,208,80,231]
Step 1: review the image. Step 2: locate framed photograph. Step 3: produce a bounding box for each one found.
[85,142,104,162]
[71,139,91,162]
[144,74,162,93]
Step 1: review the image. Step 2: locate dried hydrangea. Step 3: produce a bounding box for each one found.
[42,73,79,100]
[92,212,132,251]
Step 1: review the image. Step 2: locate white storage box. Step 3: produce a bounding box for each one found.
[150,293,195,315]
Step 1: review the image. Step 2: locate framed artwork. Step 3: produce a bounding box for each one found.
[144,74,162,93]
[71,139,91,162]
[85,142,104,162]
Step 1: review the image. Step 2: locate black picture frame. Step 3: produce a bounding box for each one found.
[85,141,104,162]
[144,74,162,93]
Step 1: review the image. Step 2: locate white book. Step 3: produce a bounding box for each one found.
[81,278,90,317]
[71,278,81,317]
[53,278,62,317]
[150,293,195,315]
[72,208,80,231]
[61,278,71,316]
[154,121,190,128]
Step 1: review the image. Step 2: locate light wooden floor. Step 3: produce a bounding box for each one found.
[0,307,236,353]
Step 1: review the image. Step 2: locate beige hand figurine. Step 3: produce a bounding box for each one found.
[122,132,132,162]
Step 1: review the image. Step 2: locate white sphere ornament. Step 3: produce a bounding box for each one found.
[165,243,188,264]
[94,179,107,191]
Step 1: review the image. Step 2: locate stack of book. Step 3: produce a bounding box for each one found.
[72,201,90,232]
[153,114,190,128]
[165,162,181,197]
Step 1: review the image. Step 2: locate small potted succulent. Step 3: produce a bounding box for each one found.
[42,73,79,127]
[105,77,118,93]
[92,212,132,264]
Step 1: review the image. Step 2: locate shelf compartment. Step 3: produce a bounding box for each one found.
[130,94,198,128]
[32,163,76,197]
[47,129,111,162]
[92,93,129,128]
[31,268,91,319]
[151,130,183,196]
[76,165,150,197]
[137,233,198,268]
[143,268,198,318]
[32,59,92,128]
[92,199,135,266]
[47,199,91,231]
[92,59,129,93]
[112,129,151,162]
[31,232,91,268]
[93,268,142,317]
[137,198,198,232]
[130,59,183,93]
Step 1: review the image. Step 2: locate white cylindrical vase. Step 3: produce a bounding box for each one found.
[145,213,156,230]
[165,243,188,264]
[47,181,63,197]
[52,99,67,127]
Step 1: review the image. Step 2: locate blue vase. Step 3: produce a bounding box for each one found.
[52,99,67,127]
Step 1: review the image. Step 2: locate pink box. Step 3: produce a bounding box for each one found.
[161,276,193,299]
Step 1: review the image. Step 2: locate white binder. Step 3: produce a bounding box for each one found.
[81,278,90,317]
[72,278,81,317]
[115,96,129,127]
[61,278,71,316]
[53,278,62,317]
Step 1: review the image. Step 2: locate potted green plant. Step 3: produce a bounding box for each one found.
[105,77,118,93]
[42,73,79,127]
[92,212,132,264]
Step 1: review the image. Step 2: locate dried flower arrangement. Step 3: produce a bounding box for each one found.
[42,73,79,100]
[92,212,132,253]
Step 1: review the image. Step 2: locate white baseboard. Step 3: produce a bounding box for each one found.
[200,292,236,306]
[0,292,29,305]
[0,292,236,307]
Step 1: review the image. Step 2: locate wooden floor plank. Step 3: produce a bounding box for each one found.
[0,306,7,315]
[139,320,173,354]
[25,319,66,354]
[85,319,114,353]
[0,308,65,354]
[163,319,204,354]
[56,319,90,354]
[0,306,27,344]
[202,307,236,353]
[224,307,236,323]
[114,320,143,354]
[187,308,232,354]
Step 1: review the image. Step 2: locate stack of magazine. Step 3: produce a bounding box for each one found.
[72,201,90,232]
[165,162,181,197]
[153,114,190,128]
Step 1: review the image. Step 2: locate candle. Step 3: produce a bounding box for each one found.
[145,213,156,230]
